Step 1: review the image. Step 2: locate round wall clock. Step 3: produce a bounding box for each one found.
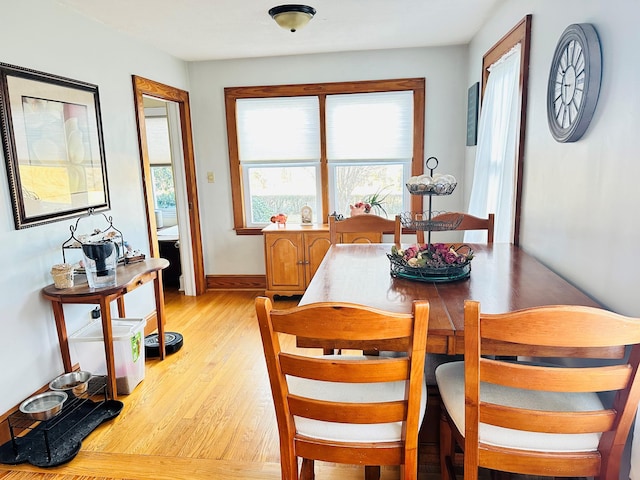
[546,23,602,143]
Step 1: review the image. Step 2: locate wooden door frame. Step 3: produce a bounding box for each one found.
[132,75,206,295]
[481,14,532,246]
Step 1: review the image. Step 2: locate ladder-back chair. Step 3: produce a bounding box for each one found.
[416,212,494,244]
[256,297,430,480]
[329,214,401,246]
[436,300,640,480]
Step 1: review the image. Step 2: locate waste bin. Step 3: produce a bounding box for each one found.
[69,318,146,395]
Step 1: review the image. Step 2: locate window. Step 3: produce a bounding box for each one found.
[225,78,425,234]
[145,110,177,217]
[237,96,320,226]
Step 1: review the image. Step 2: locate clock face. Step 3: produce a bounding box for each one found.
[547,24,602,143]
[551,39,585,128]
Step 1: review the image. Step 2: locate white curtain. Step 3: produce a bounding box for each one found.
[464,44,521,244]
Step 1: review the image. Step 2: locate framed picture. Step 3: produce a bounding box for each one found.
[466,82,479,146]
[0,63,110,229]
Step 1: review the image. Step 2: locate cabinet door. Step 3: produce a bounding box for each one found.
[304,232,331,286]
[264,232,305,291]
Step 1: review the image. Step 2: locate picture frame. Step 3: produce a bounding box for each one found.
[0,62,110,229]
[466,82,479,146]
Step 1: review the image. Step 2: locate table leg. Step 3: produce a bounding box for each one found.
[99,296,118,399]
[116,296,126,318]
[51,301,73,373]
[153,271,166,360]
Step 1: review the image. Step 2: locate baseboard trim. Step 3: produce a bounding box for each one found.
[206,275,266,290]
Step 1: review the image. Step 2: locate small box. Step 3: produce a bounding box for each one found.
[69,318,146,395]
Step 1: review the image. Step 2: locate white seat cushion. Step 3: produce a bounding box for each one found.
[288,355,427,443]
[435,361,603,452]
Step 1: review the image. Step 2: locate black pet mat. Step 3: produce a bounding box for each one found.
[0,398,123,467]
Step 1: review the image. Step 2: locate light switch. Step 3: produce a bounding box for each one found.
[207,171,215,183]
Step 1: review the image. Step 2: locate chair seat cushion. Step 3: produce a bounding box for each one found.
[288,355,427,443]
[435,361,603,452]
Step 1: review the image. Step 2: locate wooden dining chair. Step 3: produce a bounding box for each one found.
[416,212,494,244]
[436,300,640,480]
[255,296,430,480]
[329,214,401,246]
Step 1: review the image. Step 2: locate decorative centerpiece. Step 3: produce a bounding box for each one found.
[387,243,474,283]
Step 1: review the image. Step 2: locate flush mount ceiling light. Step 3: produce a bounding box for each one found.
[268,4,316,32]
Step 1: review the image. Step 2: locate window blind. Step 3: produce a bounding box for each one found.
[236,96,320,162]
[326,91,413,161]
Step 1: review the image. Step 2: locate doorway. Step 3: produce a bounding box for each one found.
[132,75,206,295]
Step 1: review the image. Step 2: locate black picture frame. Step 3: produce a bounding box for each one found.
[0,62,110,229]
[466,82,479,146]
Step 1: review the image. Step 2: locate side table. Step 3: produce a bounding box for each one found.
[42,258,169,399]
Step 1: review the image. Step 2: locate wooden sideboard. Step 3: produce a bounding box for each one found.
[262,224,331,300]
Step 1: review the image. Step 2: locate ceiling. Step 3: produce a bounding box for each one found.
[57,0,505,62]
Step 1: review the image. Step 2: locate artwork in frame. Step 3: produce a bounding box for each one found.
[466,82,479,146]
[0,62,110,229]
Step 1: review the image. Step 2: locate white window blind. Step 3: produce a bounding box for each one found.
[236,96,320,162]
[145,116,172,165]
[326,91,413,161]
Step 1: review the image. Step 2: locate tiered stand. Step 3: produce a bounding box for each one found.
[388,157,472,283]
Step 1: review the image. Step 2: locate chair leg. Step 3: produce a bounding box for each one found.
[439,412,456,480]
[300,458,314,480]
[364,465,381,480]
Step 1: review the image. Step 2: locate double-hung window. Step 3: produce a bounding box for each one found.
[225,78,425,233]
[236,96,321,227]
[145,107,177,223]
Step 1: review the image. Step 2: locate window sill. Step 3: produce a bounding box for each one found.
[235,227,265,235]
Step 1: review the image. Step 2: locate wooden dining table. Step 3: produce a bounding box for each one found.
[299,243,602,355]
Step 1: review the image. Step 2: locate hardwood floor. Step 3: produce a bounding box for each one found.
[0,289,431,480]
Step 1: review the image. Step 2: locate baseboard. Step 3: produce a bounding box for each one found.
[206,275,266,290]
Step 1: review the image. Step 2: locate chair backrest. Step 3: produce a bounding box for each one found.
[256,297,429,480]
[463,299,640,480]
[417,212,494,244]
[329,214,401,245]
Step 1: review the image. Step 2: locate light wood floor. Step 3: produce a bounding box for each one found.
[0,289,434,480]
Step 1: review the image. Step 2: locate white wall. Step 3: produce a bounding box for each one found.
[0,0,189,413]
[187,46,470,274]
[467,0,640,315]
[467,1,640,476]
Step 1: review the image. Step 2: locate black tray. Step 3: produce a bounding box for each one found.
[0,398,122,467]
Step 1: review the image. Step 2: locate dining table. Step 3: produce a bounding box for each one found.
[298,242,603,355]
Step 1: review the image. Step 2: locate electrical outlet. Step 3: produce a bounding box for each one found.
[91,307,101,319]
[207,171,215,183]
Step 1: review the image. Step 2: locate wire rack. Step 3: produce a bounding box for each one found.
[399,211,463,232]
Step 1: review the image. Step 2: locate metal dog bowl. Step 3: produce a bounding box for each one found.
[19,391,68,421]
[49,371,92,396]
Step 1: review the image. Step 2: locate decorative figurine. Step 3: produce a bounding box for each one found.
[301,205,312,224]
[270,213,288,226]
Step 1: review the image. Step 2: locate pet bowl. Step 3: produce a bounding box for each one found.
[49,371,92,396]
[19,391,68,421]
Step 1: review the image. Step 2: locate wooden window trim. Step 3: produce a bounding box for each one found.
[224,78,426,234]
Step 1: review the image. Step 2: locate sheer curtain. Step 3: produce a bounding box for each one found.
[464,44,521,244]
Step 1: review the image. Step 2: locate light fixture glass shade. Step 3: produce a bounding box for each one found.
[268,5,316,32]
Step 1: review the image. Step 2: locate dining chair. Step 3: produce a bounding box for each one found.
[416,212,494,244]
[329,214,401,246]
[436,300,640,480]
[255,296,430,480]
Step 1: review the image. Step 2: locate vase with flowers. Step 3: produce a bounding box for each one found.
[350,189,389,217]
